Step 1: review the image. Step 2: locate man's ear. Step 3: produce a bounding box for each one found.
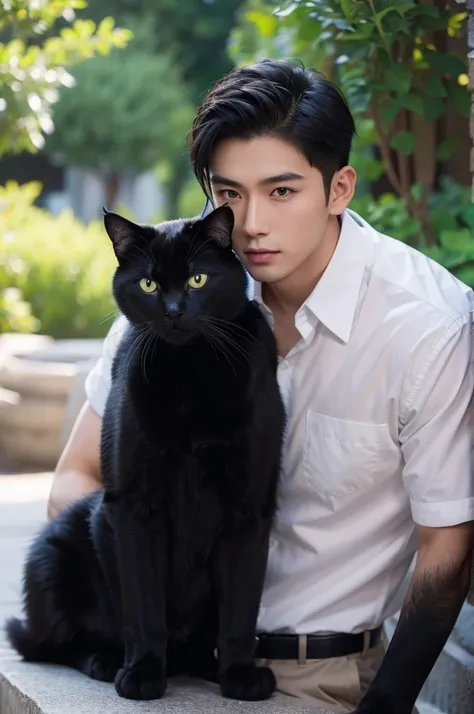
[198,204,234,248]
[103,207,143,261]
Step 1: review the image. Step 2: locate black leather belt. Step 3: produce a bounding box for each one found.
[255,626,383,660]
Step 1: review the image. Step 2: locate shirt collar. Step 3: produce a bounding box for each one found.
[249,209,373,344]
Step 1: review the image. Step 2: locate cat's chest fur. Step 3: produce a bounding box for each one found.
[135,360,250,445]
[106,316,269,607]
[116,323,257,449]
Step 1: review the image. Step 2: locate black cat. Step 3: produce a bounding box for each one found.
[5,205,285,702]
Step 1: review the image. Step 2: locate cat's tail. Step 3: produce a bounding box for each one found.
[4,617,53,662]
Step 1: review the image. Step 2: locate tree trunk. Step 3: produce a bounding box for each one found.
[165,156,192,219]
[104,173,121,210]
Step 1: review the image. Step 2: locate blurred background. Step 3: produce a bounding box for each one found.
[0,0,472,471]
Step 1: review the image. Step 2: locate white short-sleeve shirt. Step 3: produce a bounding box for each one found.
[85,209,474,635]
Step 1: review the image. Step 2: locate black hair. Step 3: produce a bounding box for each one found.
[189,58,356,203]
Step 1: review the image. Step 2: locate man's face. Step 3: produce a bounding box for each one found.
[209,135,354,286]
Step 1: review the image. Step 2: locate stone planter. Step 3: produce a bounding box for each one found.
[0,335,103,470]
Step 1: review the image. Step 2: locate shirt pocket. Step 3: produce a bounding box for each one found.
[303,410,395,510]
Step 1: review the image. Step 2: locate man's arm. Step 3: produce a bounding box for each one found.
[47,400,103,520]
[354,522,473,714]
[354,308,474,713]
[48,316,125,519]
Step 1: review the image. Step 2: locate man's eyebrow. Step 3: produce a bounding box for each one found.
[209,174,242,188]
[260,172,305,185]
[209,172,305,188]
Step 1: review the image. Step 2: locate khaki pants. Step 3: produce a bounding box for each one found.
[257,637,419,713]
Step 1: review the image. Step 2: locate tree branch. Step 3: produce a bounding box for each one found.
[369,103,403,196]
[396,110,411,198]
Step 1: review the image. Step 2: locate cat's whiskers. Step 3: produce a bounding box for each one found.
[100,308,120,326]
[201,316,263,348]
[124,325,153,381]
[210,331,251,374]
[140,330,157,385]
[187,237,215,265]
[107,319,149,341]
[200,317,254,358]
[197,325,221,364]
[199,319,255,375]
[187,236,212,264]
[140,332,149,384]
[209,328,254,371]
[198,324,236,375]
[151,330,159,362]
[184,230,201,263]
[124,331,146,380]
[131,243,154,269]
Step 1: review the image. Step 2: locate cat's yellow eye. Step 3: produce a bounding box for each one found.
[139,277,158,293]
[187,273,208,289]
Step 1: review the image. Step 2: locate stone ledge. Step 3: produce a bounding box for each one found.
[0,651,327,714]
[385,611,474,714]
[419,639,474,714]
[0,473,327,714]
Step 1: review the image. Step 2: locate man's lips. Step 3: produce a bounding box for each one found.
[244,250,280,264]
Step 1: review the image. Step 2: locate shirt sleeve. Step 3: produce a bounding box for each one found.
[84,315,128,418]
[399,312,474,527]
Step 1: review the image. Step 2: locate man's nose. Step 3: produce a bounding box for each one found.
[243,199,270,238]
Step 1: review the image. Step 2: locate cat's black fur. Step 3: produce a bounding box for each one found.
[5,205,285,702]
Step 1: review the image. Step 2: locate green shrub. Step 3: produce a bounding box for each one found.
[0,286,39,334]
[177,176,208,219]
[0,181,117,338]
[351,178,474,287]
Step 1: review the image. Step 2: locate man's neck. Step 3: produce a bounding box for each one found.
[262,214,341,318]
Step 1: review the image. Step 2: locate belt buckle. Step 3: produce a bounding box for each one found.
[297,634,307,666]
[361,630,371,660]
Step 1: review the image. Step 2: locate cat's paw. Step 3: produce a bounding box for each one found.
[83,650,124,682]
[114,661,166,700]
[220,663,276,701]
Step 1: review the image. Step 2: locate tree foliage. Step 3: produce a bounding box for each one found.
[122,0,244,103]
[0,0,131,334]
[67,0,246,216]
[45,19,194,206]
[137,0,245,216]
[0,0,131,156]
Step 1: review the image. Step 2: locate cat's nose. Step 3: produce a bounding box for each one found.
[165,308,183,319]
[163,295,184,320]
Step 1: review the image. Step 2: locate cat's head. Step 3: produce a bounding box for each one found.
[103,205,248,345]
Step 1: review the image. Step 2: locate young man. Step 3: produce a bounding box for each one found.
[48,59,474,713]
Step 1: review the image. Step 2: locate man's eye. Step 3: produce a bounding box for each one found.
[223,189,240,200]
[272,187,294,197]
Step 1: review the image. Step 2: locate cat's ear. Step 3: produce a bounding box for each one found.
[199,204,234,248]
[103,208,142,261]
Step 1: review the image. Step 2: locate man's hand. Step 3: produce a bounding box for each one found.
[351,521,474,714]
